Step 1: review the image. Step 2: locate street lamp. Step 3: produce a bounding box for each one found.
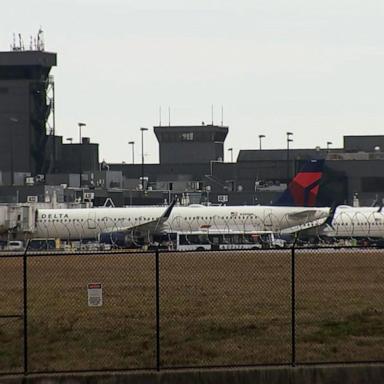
[140,128,148,191]
[227,147,233,163]
[258,134,265,150]
[205,185,211,206]
[286,132,293,179]
[78,122,86,144]
[129,141,135,164]
[327,141,332,151]
[8,116,19,186]
[78,123,86,186]
[210,159,223,176]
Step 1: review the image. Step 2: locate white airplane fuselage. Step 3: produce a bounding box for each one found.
[321,206,384,238]
[35,205,329,240]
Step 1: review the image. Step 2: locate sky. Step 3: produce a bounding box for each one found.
[1,0,384,163]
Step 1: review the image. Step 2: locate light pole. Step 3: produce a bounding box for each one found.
[129,141,135,164]
[8,116,19,186]
[140,128,148,191]
[78,123,86,186]
[327,141,332,151]
[227,147,233,163]
[259,134,265,150]
[205,185,211,206]
[286,132,293,179]
[78,122,86,144]
[210,159,223,176]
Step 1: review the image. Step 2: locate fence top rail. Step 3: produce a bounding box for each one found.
[1,245,384,258]
[0,249,157,258]
[0,252,25,259]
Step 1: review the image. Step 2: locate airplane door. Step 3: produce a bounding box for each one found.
[87,212,97,230]
[264,209,273,229]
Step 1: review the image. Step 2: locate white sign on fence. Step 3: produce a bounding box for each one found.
[87,283,103,307]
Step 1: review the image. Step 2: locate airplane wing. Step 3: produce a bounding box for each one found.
[101,199,177,236]
[280,218,327,234]
[286,209,323,221]
[280,208,330,234]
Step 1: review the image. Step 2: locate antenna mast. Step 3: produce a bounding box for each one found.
[221,105,224,126]
[36,27,45,51]
[11,28,45,52]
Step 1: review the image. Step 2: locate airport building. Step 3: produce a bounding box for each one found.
[1,45,384,208]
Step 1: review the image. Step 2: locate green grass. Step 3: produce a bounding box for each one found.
[303,308,384,344]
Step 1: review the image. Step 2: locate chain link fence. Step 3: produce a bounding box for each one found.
[295,247,384,363]
[159,250,291,368]
[1,246,384,375]
[0,255,24,374]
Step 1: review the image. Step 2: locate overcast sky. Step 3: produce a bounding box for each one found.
[1,0,384,163]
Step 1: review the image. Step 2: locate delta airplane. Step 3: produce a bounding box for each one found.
[33,161,330,243]
[281,160,384,240]
[35,204,330,242]
[318,205,384,239]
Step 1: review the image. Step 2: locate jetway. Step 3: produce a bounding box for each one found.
[0,204,36,238]
[0,201,81,240]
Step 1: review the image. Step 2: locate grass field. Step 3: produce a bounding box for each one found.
[1,248,384,373]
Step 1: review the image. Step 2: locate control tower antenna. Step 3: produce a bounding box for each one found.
[10,33,16,50]
[221,105,224,126]
[18,34,25,51]
[37,27,45,51]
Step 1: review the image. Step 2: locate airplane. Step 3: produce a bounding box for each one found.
[35,202,330,243]
[31,159,330,245]
[315,205,384,240]
[280,161,384,241]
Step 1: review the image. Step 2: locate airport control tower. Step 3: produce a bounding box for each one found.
[0,30,57,184]
[154,124,229,164]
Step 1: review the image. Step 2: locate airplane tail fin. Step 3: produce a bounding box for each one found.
[274,159,324,207]
[324,202,337,229]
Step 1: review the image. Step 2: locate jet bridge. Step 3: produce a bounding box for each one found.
[0,205,37,239]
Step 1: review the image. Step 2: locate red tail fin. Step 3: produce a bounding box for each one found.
[274,160,324,206]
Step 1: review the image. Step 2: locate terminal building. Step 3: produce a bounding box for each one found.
[1,44,384,208]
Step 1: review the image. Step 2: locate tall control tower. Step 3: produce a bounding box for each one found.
[0,31,56,184]
[154,124,228,164]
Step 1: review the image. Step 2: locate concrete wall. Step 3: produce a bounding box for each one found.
[3,364,384,384]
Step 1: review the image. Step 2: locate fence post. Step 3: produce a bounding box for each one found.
[291,235,297,367]
[155,248,160,371]
[23,240,30,374]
